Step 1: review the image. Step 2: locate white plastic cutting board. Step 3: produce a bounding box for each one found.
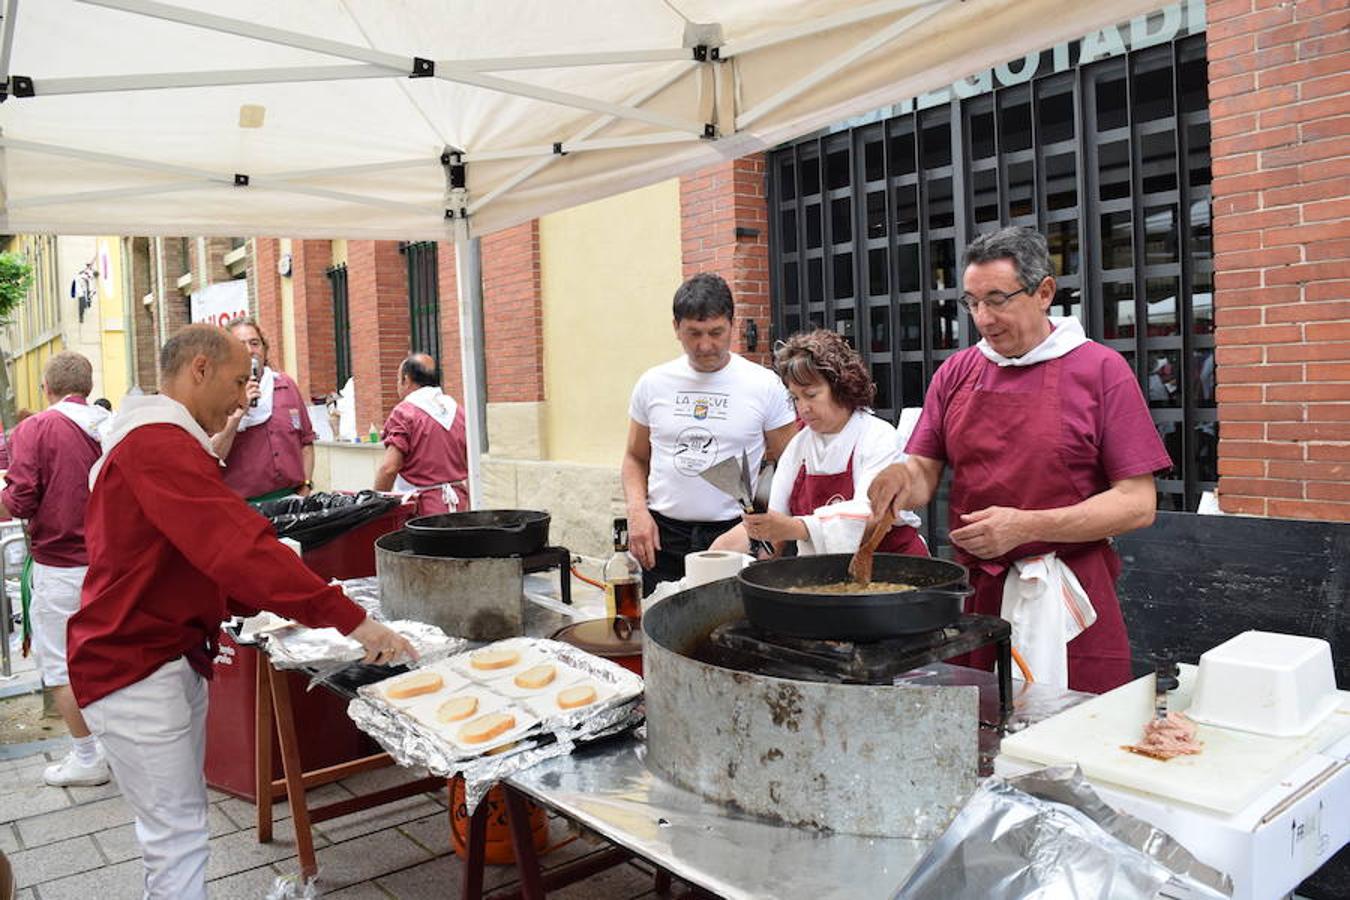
[999,665,1350,814]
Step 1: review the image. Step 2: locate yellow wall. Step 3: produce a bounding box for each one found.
[95,237,129,402]
[539,179,684,466]
[280,238,298,376]
[4,235,63,413]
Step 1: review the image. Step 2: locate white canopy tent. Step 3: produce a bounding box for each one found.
[0,0,1163,504]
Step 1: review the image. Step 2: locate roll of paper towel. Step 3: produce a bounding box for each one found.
[684,550,753,587]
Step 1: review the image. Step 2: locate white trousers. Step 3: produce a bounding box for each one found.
[82,657,210,900]
[30,562,88,687]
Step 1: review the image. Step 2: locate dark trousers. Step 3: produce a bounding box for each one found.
[643,510,741,596]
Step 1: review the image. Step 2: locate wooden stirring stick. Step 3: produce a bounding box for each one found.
[848,519,890,586]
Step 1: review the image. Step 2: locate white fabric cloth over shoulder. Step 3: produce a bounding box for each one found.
[235,366,276,432]
[976,316,1088,367]
[51,398,111,444]
[402,385,458,431]
[1000,552,1097,689]
[90,394,220,488]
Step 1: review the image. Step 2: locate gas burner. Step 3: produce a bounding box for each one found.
[706,614,1013,721]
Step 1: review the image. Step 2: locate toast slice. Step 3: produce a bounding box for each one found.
[458,711,517,744]
[384,670,444,700]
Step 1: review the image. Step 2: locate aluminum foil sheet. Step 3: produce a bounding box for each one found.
[262,619,464,670]
[896,766,1233,900]
[348,638,644,811]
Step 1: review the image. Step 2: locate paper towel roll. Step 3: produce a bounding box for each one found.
[684,550,752,587]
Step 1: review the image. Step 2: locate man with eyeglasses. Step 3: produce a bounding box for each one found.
[868,226,1170,694]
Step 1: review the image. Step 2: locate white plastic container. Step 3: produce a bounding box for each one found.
[1187,631,1339,737]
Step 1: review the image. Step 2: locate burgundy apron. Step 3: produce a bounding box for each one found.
[944,356,1132,694]
[788,453,928,557]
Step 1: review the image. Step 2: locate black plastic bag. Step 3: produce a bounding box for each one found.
[258,491,398,549]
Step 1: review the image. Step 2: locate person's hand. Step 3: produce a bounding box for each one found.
[708,524,749,554]
[296,482,313,498]
[349,618,419,666]
[628,507,660,569]
[744,510,805,543]
[948,506,1030,559]
[244,376,262,407]
[866,464,911,527]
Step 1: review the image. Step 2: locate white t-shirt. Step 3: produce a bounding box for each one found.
[768,409,922,553]
[630,353,796,522]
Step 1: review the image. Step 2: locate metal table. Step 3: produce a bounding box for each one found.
[488,665,1090,900]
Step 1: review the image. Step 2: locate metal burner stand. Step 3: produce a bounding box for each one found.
[710,613,1014,723]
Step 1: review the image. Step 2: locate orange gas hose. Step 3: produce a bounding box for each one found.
[1010,646,1035,683]
[570,565,604,589]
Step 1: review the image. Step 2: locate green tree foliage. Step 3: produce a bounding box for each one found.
[0,250,34,430]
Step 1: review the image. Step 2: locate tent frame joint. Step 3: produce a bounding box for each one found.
[410,57,435,78]
[234,173,250,187]
[702,123,717,140]
[1,74,33,101]
[552,142,566,156]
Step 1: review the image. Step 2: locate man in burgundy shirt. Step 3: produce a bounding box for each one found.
[374,353,468,514]
[209,316,315,502]
[69,324,414,899]
[1,351,111,786]
[869,227,1170,694]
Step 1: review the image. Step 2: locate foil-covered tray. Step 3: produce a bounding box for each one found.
[349,638,644,810]
[263,619,464,670]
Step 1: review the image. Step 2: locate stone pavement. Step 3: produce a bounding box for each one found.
[1,743,666,899]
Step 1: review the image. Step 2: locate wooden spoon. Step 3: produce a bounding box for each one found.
[848,519,890,586]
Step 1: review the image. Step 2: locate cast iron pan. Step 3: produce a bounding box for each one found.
[404,509,550,558]
[737,553,972,641]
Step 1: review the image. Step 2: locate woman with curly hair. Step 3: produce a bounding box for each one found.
[712,329,926,558]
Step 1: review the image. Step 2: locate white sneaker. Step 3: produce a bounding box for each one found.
[43,751,111,787]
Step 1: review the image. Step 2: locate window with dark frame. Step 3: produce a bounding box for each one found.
[770,31,1214,549]
[402,241,442,364]
[327,263,352,389]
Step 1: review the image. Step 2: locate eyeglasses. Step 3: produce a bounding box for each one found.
[958,287,1030,314]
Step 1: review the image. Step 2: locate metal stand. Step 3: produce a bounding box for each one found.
[0,527,29,678]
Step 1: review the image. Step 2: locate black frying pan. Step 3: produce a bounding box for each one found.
[737,553,972,641]
[404,509,550,557]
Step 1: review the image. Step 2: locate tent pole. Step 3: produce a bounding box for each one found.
[453,224,486,510]
[0,0,20,82]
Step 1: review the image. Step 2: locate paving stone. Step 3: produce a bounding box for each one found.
[371,854,465,900]
[303,827,434,891]
[207,862,288,897]
[30,857,145,900]
[15,794,132,846]
[15,889,35,900]
[63,776,124,804]
[324,881,397,899]
[204,818,318,881]
[8,834,103,888]
[0,756,52,794]
[94,803,239,864]
[216,781,354,829]
[338,764,436,797]
[0,822,19,855]
[315,796,444,845]
[0,782,71,824]
[547,860,658,900]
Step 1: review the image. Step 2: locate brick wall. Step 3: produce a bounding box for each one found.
[253,239,286,373]
[126,237,159,391]
[157,238,192,340]
[481,223,545,402]
[679,154,773,367]
[1207,0,1350,521]
[293,240,336,400]
[346,241,411,429]
[436,241,464,401]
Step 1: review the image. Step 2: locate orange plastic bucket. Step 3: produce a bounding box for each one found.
[449,776,549,865]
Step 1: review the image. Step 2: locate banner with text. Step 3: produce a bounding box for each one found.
[190,279,249,328]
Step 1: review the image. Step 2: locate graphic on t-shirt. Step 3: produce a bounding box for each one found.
[674,391,729,422]
[673,426,718,476]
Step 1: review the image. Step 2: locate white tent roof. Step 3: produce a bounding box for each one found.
[1,0,1164,241]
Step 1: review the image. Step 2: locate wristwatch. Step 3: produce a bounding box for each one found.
[301,480,314,489]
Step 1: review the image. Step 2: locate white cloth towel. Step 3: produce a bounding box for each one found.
[402,385,458,431]
[51,397,111,443]
[89,394,220,488]
[1000,552,1097,689]
[977,316,1088,367]
[234,366,276,432]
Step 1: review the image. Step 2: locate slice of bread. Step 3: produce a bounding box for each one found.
[436,694,478,723]
[470,647,521,671]
[458,711,516,744]
[384,670,444,700]
[557,684,598,710]
[513,663,557,690]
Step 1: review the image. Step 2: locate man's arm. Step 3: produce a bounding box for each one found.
[0,422,40,520]
[763,422,796,463]
[948,474,1157,560]
[866,455,944,526]
[209,378,260,458]
[621,420,659,569]
[300,444,315,495]
[374,445,405,492]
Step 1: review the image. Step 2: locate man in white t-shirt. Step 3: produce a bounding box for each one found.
[623,273,797,594]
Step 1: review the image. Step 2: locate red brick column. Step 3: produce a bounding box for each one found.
[436,241,464,401]
[481,223,544,402]
[679,154,772,367]
[253,239,286,372]
[292,240,336,401]
[1207,0,1350,521]
[347,240,411,430]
